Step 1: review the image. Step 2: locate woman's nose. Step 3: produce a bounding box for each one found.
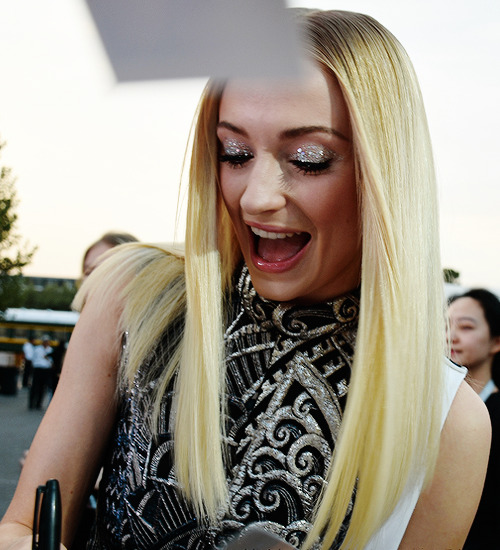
[447,326,458,343]
[239,159,286,215]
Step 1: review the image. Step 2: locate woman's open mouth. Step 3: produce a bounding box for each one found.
[249,226,311,271]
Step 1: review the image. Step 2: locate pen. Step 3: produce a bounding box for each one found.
[32,479,61,550]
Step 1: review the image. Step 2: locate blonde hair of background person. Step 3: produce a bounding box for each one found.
[80,231,138,281]
[0,9,489,550]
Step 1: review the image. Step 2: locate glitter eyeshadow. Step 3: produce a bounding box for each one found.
[292,145,333,163]
[223,139,252,157]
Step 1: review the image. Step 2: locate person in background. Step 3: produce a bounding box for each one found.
[49,340,67,394]
[448,289,500,398]
[0,9,490,550]
[21,337,35,388]
[28,335,53,410]
[81,231,138,282]
[448,288,500,549]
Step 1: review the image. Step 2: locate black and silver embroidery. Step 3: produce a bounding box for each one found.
[88,266,359,549]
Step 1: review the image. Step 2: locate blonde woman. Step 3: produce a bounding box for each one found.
[0,9,490,550]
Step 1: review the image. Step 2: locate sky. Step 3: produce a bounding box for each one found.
[0,0,499,291]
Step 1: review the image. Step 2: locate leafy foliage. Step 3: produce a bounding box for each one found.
[20,280,77,311]
[0,139,37,311]
[443,268,460,284]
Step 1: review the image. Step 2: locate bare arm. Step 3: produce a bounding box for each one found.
[0,287,123,549]
[399,381,491,549]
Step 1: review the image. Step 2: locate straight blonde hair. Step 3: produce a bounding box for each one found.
[75,10,445,549]
[300,11,444,549]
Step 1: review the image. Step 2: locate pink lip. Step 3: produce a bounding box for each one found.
[246,223,311,274]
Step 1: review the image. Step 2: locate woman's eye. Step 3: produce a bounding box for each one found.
[219,139,253,169]
[289,145,338,175]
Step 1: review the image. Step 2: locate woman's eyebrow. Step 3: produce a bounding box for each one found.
[217,121,248,136]
[281,125,351,142]
[217,121,350,143]
[456,316,478,324]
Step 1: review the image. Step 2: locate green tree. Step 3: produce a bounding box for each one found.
[0,139,37,312]
[443,268,460,284]
[21,281,77,311]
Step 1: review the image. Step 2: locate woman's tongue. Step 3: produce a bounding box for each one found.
[257,233,309,262]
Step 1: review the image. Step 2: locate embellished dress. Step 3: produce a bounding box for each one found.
[87,266,359,549]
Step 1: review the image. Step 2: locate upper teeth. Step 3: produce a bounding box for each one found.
[251,227,298,239]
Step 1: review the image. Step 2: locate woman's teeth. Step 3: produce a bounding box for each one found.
[250,226,311,262]
[251,227,300,239]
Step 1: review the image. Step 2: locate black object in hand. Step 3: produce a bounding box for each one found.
[32,479,61,550]
[224,525,296,550]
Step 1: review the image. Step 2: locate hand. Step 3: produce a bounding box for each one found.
[0,535,67,550]
[0,524,66,550]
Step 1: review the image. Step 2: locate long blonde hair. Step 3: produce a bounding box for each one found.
[76,10,445,549]
[299,11,444,548]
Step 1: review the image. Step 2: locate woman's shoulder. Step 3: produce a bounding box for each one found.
[447,380,491,441]
[397,378,490,549]
[441,358,490,441]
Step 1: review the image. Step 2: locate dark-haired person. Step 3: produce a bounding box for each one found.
[449,288,500,549]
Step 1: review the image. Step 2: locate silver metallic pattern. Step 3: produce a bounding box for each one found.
[88,266,359,550]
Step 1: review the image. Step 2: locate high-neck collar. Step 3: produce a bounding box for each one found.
[235,265,360,339]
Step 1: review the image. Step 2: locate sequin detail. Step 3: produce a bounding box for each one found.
[87,266,359,549]
[222,139,252,158]
[291,145,334,164]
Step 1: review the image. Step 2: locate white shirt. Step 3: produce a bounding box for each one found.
[32,344,53,369]
[22,341,34,361]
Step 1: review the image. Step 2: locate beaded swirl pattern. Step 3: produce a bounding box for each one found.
[88,266,359,549]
